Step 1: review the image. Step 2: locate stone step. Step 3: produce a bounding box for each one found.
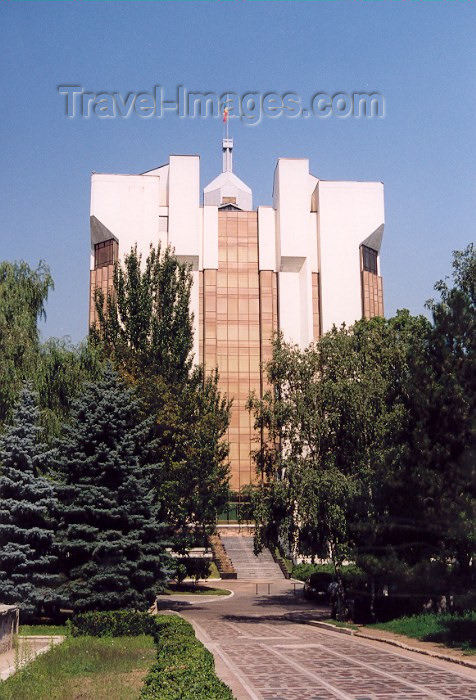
[219,536,285,580]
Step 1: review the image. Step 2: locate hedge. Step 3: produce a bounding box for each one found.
[292,562,336,581]
[69,610,234,698]
[141,616,234,700]
[69,610,157,637]
[292,562,367,588]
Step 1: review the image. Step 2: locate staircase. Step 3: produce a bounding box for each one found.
[219,536,284,580]
[209,535,237,579]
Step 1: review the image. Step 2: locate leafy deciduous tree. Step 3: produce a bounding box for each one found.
[0,261,53,423]
[419,244,476,575]
[35,337,104,441]
[142,366,231,551]
[249,245,475,596]
[248,312,435,585]
[92,243,193,385]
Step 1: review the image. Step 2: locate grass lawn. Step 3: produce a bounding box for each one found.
[164,582,231,595]
[274,548,293,574]
[208,560,221,579]
[0,635,156,700]
[19,625,68,636]
[368,611,476,655]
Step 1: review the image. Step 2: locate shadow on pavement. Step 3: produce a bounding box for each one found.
[156,600,209,611]
[221,610,328,625]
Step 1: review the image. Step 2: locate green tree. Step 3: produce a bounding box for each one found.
[347,312,436,597]
[92,243,193,384]
[55,365,170,612]
[248,312,433,588]
[142,367,231,551]
[249,243,475,598]
[248,331,364,579]
[92,244,231,551]
[35,337,103,441]
[0,386,59,621]
[0,260,102,441]
[419,244,476,575]
[0,261,53,423]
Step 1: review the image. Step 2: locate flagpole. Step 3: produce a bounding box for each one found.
[222,94,231,172]
[226,92,229,140]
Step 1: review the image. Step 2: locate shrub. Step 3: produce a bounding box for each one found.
[293,562,361,581]
[340,565,367,589]
[175,562,188,585]
[454,591,476,613]
[307,571,335,589]
[175,557,211,583]
[292,563,324,581]
[70,610,157,637]
[152,615,195,640]
[348,593,431,624]
[141,615,234,700]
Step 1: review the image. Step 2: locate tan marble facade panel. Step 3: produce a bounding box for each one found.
[361,270,384,319]
[89,239,118,328]
[311,272,321,341]
[360,245,384,320]
[201,211,264,492]
[198,271,204,363]
[203,268,217,369]
[259,270,278,392]
[89,263,115,329]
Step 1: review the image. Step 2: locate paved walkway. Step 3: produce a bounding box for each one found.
[159,579,476,700]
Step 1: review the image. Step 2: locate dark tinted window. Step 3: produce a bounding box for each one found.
[94,239,118,268]
[362,245,378,274]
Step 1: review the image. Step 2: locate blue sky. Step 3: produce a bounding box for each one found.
[1,1,475,343]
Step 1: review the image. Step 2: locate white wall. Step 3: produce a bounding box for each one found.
[318,181,384,332]
[202,206,219,269]
[90,174,163,268]
[168,155,200,262]
[273,159,311,262]
[299,260,314,348]
[257,206,276,271]
[203,171,252,211]
[278,272,301,345]
[143,164,169,206]
[273,159,316,348]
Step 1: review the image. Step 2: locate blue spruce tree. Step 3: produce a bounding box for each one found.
[0,386,59,621]
[56,365,170,612]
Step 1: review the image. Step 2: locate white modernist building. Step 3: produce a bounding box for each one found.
[89,140,384,491]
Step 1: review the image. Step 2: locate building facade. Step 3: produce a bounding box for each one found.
[89,141,384,492]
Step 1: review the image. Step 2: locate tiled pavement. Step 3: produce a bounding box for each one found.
[177,580,476,700]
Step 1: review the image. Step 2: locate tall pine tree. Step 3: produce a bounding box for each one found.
[55,365,170,612]
[0,386,59,620]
